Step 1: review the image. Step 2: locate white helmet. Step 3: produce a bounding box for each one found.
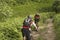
[28,15,32,19]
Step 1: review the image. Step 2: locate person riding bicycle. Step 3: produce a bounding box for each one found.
[21,15,37,40]
[34,13,40,29]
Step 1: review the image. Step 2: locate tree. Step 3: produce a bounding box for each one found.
[52,0,60,13]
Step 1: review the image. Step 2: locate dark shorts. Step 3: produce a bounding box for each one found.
[21,28,31,40]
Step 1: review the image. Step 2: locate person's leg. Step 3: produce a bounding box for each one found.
[25,29,31,40]
[21,28,26,40]
[21,29,24,37]
[21,28,24,40]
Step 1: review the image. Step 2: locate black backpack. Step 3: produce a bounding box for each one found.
[23,18,31,27]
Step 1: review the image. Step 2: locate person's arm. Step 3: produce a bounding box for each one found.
[31,21,37,29]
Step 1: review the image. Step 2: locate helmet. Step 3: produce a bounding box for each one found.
[28,15,32,19]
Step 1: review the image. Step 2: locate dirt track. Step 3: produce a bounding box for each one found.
[31,19,55,40]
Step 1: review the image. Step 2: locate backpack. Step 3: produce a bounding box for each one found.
[23,18,31,27]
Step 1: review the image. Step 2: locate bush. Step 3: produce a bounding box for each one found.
[0,17,23,40]
[53,14,60,40]
[0,2,14,22]
[0,27,21,40]
[40,12,50,23]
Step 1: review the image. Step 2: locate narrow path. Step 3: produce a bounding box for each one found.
[31,31,40,40]
[40,19,55,40]
[31,19,55,40]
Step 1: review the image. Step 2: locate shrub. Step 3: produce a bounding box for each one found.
[53,14,60,40]
[0,2,13,22]
[40,12,50,23]
[0,17,23,40]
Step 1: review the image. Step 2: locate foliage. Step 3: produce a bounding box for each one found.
[0,2,13,22]
[40,13,50,23]
[53,14,60,40]
[0,27,21,40]
[52,0,60,13]
[0,0,60,40]
[0,17,24,40]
